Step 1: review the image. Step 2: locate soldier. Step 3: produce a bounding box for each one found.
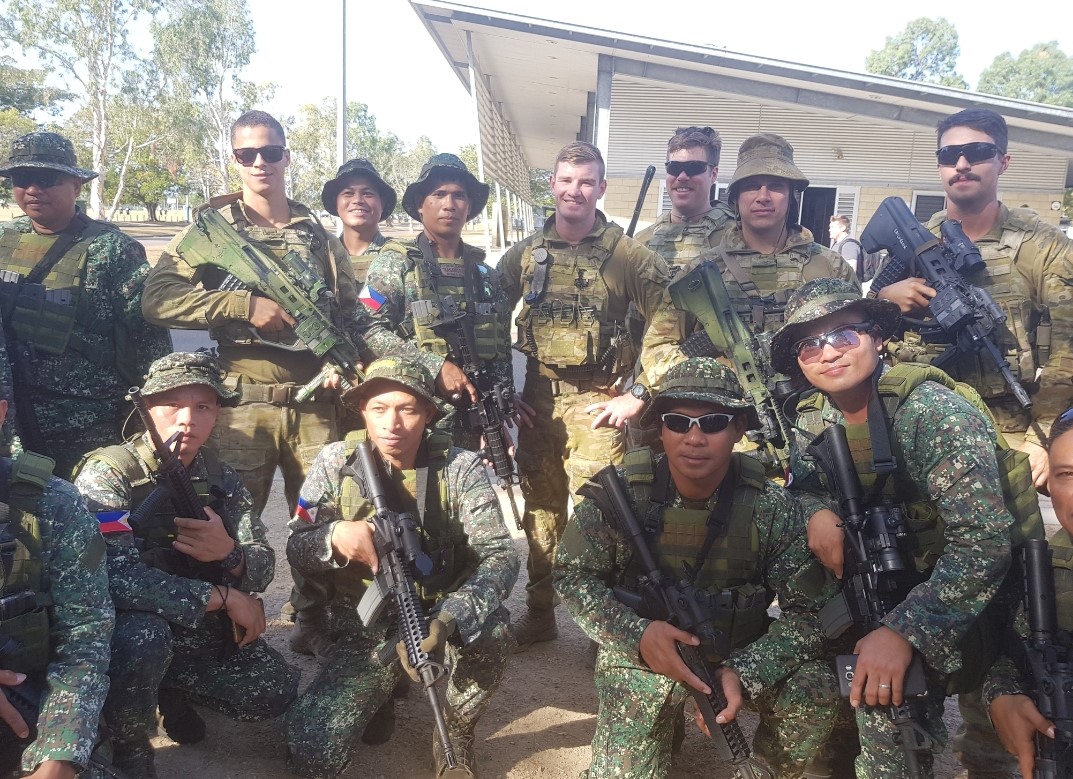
[772,278,1031,778]
[0,131,172,478]
[554,357,839,778]
[498,140,680,649]
[320,158,398,284]
[828,215,865,282]
[869,108,1073,778]
[73,351,299,779]
[284,356,518,779]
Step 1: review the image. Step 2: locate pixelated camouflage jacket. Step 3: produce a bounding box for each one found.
[19,474,113,772]
[74,435,272,628]
[553,460,830,699]
[634,203,736,270]
[362,237,513,389]
[0,215,172,435]
[287,438,518,644]
[348,231,388,286]
[789,378,1015,675]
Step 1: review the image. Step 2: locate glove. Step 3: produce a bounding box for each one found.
[395,615,457,683]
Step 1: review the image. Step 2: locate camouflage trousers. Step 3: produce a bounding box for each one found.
[516,371,626,612]
[584,647,840,779]
[286,605,514,778]
[15,414,119,481]
[105,611,299,751]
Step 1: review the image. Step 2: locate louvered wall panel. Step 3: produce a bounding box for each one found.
[472,60,533,200]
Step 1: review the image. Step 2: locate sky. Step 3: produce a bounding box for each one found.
[243,0,1073,156]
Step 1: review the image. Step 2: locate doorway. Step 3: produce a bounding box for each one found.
[799,187,836,246]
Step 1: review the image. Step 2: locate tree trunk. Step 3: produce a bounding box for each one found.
[145,202,158,221]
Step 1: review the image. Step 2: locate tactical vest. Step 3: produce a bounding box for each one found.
[642,208,733,272]
[1049,529,1073,635]
[0,453,55,675]
[0,217,114,362]
[348,233,387,286]
[515,223,628,376]
[620,448,771,657]
[337,430,476,609]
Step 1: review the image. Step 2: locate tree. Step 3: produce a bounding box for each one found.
[0,56,73,115]
[865,18,968,89]
[0,109,37,203]
[529,168,553,208]
[978,42,1073,107]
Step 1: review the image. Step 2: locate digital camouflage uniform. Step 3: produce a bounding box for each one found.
[0,132,172,479]
[349,232,387,285]
[284,358,518,778]
[498,210,680,617]
[0,452,114,778]
[319,157,398,287]
[553,358,839,778]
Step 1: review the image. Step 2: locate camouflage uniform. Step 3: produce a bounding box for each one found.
[319,157,398,286]
[498,211,680,618]
[284,358,518,778]
[0,132,173,478]
[553,358,839,778]
[0,451,114,778]
[349,232,387,284]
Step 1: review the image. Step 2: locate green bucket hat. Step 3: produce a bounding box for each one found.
[401,153,489,222]
[320,158,397,219]
[770,278,901,375]
[344,356,447,420]
[0,131,98,182]
[727,133,808,200]
[644,357,761,431]
[136,351,239,406]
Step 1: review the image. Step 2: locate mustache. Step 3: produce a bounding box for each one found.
[949,173,980,185]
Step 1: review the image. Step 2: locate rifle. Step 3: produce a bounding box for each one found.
[668,261,794,473]
[0,590,41,772]
[581,465,774,779]
[1021,539,1073,778]
[862,196,1031,409]
[627,165,657,238]
[351,440,456,771]
[809,424,932,777]
[176,209,365,403]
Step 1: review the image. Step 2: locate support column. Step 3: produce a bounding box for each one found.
[466,30,492,255]
[594,54,613,213]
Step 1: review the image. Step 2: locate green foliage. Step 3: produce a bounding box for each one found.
[0,56,73,115]
[0,108,37,202]
[529,168,554,208]
[865,17,968,89]
[978,42,1073,107]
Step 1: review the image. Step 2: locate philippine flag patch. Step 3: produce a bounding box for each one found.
[293,497,317,524]
[358,284,386,312]
[97,510,132,535]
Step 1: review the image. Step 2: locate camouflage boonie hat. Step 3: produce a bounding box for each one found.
[320,158,397,219]
[401,153,490,222]
[0,131,98,182]
[344,356,446,420]
[727,133,808,198]
[136,351,239,406]
[770,278,901,375]
[643,357,761,431]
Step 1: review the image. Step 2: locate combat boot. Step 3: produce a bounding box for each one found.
[432,711,478,778]
[510,608,557,653]
[360,698,396,745]
[112,738,158,779]
[157,688,205,744]
[288,605,336,659]
[280,600,297,623]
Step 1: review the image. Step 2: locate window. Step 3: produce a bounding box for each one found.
[912,193,947,223]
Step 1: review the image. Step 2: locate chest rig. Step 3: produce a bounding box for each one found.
[644,209,733,273]
[0,453,54,675]
[348,232,387,286]
[620,448,771,654]
[338,431,475,608]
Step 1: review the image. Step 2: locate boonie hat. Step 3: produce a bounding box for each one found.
[401,153,489,222]
[727,133,808,199]
[770,278,901,375]
[320,158,397,219]
[136,351,239,406]
[0,131,98,182]
[644,357,761,431]
[344,356,447,421]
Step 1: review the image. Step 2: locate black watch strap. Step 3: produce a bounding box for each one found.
[220,544,244,571]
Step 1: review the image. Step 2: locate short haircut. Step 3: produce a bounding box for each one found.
[830,215,850,229]
[668,126,722,167]
[554,141,605,180]
[231,110,286,147]
[937,108,1008,153]
[1048,409,1073,451]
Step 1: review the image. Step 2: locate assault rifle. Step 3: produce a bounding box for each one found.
[581,465,774,779]
[862,196,1031,409]
[627,165,657,238]
[808,424,932,778]
[351,440,456,771]
[668,261,793,472]
[1021,539,1073,778]
[0,590,41,771]
[176,209,365,403]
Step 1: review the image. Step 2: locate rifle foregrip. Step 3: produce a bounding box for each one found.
[1025,539,1058,644]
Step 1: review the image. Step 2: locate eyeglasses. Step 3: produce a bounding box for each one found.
[1058,408,1073,425]
[792,322,876,363]
[935,142,1001,167]
[665,160,712,177]
[232,146,287,166]
[9,169,66,189]
[660,411,737,435]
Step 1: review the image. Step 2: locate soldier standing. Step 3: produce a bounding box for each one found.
[74,352,299,779]
[284,356,518,779]
[320,158,398,284]
[0,131,172,477]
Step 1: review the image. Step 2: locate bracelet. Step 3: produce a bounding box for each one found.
[220,544,244,571]
[213,584,229,612]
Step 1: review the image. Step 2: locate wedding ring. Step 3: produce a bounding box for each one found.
[878,683,890,689]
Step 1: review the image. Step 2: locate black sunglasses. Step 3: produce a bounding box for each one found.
[233,146,287,166]
[792,322,875,363]
[935,142,1001,167]
[9,169,66,189]
[660,411,736,434]
[665,160,712,177]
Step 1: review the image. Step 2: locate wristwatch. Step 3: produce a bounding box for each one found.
[630,383,651,403]
[220,544,244,571]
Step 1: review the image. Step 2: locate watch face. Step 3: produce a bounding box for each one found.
[632,384,647,399]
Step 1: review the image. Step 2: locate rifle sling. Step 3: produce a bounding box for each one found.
[865,364,898,500]
[374,444,432,526]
